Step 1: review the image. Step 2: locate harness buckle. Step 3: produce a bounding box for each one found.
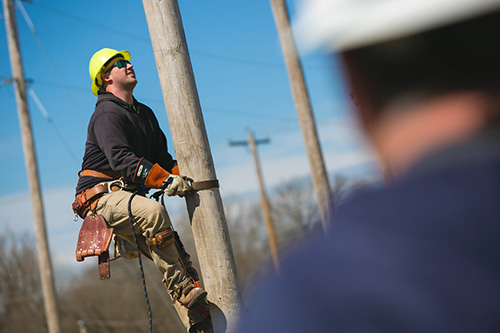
[100,179,125,193]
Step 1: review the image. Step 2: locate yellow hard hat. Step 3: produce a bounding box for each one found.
[89,48,131,96]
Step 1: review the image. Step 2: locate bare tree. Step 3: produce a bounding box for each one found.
[58,255,185,333]
[222,174,373,293]
[0,232,46,333]
[0,229,186,333]
[272,180,319,240]
[0,174,373,332]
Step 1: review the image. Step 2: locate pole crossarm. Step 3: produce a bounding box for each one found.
[228,138,270,147]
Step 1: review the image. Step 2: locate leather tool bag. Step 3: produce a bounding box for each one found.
[76,215,114,280]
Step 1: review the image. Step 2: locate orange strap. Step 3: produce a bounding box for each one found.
[78,169,121,179]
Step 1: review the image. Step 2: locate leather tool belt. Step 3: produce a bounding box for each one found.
[71,179,126,219]
[72,179,124,219]
[72,169,124,219]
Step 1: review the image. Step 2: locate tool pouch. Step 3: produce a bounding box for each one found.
[75,215,114,280]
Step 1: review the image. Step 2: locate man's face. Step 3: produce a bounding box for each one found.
[103,57,137,90]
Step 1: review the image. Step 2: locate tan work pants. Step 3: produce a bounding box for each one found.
[95,190,190,295]
[93,190,209,329]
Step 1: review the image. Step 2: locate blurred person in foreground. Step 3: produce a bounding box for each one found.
[238,0,500,331]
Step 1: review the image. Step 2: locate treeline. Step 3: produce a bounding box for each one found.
[0,176,369,332]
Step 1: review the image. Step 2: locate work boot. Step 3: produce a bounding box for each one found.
[189,315,213,333]
[174,280,207,309]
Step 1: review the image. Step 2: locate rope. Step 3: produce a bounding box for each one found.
[128,192,152,333]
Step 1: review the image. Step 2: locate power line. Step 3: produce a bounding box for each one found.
[33,2,150,43]
[203,106,297,122]
[29,2,328,70]
[16,0,56,73]
[28,87,79,165]
[22,77,298,123]
[30,79,88,93]
[3,75,330,121]
[10,2,313,130]
[191,50,287,68]
[16,0,84,120]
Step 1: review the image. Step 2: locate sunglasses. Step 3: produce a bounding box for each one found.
[105,59,131,73]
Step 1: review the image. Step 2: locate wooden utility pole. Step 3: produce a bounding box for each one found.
[270,0,332,231]
[230,131,279,272]
[3,0,61,332]
[142,1,242,332]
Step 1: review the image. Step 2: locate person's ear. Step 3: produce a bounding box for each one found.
[102,72,112,85]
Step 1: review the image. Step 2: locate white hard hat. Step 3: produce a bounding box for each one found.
[295,0,500,51]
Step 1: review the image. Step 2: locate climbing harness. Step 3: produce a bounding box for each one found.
[146,227,175,248]
[72,179,127,220]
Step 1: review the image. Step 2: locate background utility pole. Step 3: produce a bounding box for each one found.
[230,131,279,272]
[142,1,242,332]
[2,0,61,332]
[270,0,332,231]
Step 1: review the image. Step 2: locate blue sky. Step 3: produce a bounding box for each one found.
[0,0,378,275]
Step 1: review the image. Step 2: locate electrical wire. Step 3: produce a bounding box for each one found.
[16,0,57,74]
[15,0,85,120]
[27,88,79,165]
[25,77,297,123]
[30,2,328,70]
[191,50,287,69]
[14,2,328,153]
[30,79,88,93]
[203,106,297,122]
[32,2,150,44]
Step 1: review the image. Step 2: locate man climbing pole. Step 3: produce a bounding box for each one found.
[72,47,212,333]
